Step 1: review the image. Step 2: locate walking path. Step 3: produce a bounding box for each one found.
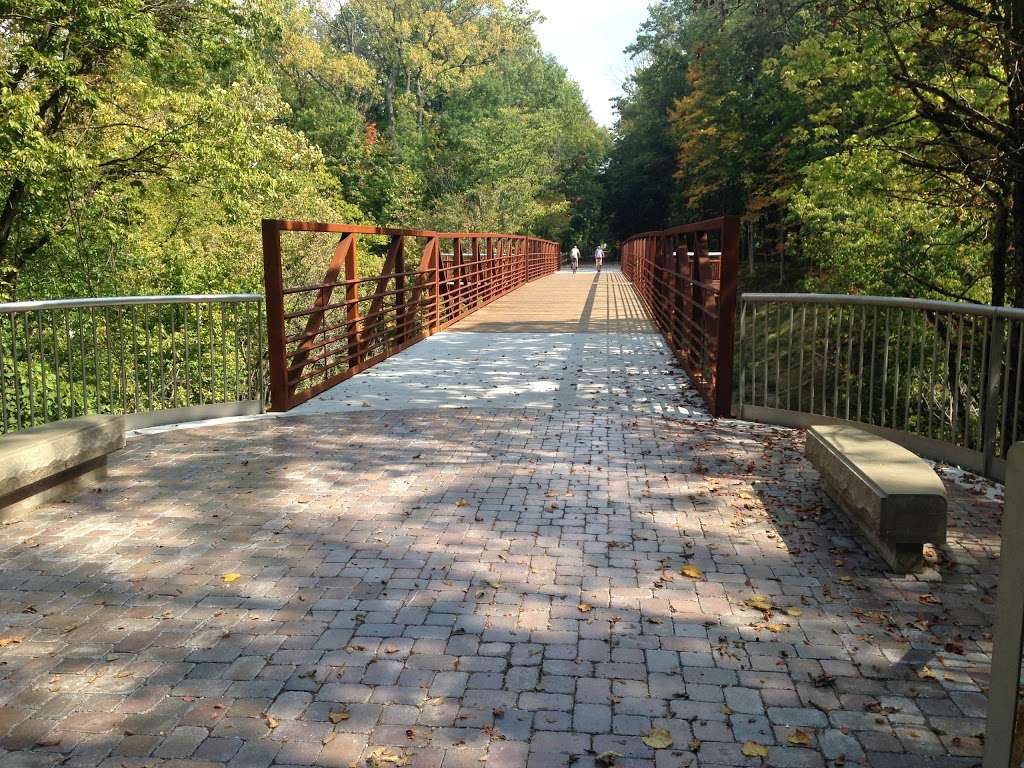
[295,269,707,419]
[0,269,1003,768]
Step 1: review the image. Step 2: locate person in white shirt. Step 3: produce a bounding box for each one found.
[594,246,604,273]
[570,246,580,273]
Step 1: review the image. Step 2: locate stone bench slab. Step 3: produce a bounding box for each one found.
[806,424,947,572]
[0,414,125,518]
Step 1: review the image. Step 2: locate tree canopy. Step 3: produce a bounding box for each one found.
[0,0,608,300]
[603,0,1024,306]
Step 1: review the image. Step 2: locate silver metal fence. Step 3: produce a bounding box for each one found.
[738,293,1024,480]
[0,294,265,432]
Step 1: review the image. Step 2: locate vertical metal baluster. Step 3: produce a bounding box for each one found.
[92,308,100,415]
[157,304,165,410]
[0,313,8,431]
[183,304,191,408]
[751,304,758,406]
[774,303,782,410]
[257,301,265,408]
[130,305,139,415]
[942,314,953,442]
[845,305,855,421]
[915,309,926,435]
[798,306,806,413]
[233,303,241,402]
[1000,319,1014,457]
[51,311,62,420]
[928,313,939,440]
[169,305,176,409]
[952,317,965,447]
[833,305,842,418]
[762,304,769,407]
[821,307,831,416]
[144,303,153,412]
[221,303,228,404]
[868,307,878,425]
[891,309,904,430]
[37,311,48,424]
[118,307,127,415]
[24,314,36,425]
[63,310,74,418]
[809,306,818,415]
[787,304,795,411]
[903,308,915,431]
[9,315,21,430]
[208,302,216,404]
[880,309,890,428]
[10,314,22,430]
[105,307,114,416]
[978,316,990,452]
[739,301,747,409]
[964,316,975,448]
[856,306,866,422]
[1014,321,1024,444]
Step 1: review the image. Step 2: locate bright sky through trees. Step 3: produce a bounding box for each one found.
[530,0,651,126]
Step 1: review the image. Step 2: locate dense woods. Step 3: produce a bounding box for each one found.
[4,0,1024,308]
[0,0,607,301]
[604,0,1024,306]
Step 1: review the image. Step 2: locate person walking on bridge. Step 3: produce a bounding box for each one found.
[594,245,604,273]
[570,245,580,274]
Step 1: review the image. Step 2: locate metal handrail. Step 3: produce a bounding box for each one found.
[0,294,262,313]
[743,292,1024,320]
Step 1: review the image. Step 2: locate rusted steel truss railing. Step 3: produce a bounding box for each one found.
[262,220,560,412]
[621,216,740,417]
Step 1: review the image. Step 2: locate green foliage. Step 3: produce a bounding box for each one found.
[1,0,608,305]
[605,0,1021,305]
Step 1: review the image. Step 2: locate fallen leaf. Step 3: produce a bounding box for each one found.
[741,741,769,758]
[329,710,351,724]
[747,595,773,613]
[595,751,622,767]
[642,728,673,749]
[680,564,702,580]
[578,603,593,613]
[264,714,279,729]
[786,606,803,617]
[222,573,241,583]
[456,499,469,508]
[787,729,812,746]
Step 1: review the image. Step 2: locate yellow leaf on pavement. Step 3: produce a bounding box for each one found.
[741,741,769,757]
[680,564,702,580]
[328,710,351,724]
[222,573,241,583]
[787,729,812,746]
[642,729,673,749]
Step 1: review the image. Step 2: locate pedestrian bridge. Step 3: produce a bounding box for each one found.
[0,219,1012,768]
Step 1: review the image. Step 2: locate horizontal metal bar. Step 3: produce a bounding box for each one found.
[0,294,262,313]
[741,292,1024,320]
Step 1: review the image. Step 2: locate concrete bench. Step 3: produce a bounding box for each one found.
[806,424,947,572]
[0,415,125,518]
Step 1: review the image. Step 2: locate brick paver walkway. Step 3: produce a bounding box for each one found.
[0,271,1003,768]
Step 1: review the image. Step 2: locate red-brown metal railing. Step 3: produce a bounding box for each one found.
[262,220,560,412]
[621,216,740,417]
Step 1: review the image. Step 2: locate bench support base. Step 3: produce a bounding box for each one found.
[0,456,107,521]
